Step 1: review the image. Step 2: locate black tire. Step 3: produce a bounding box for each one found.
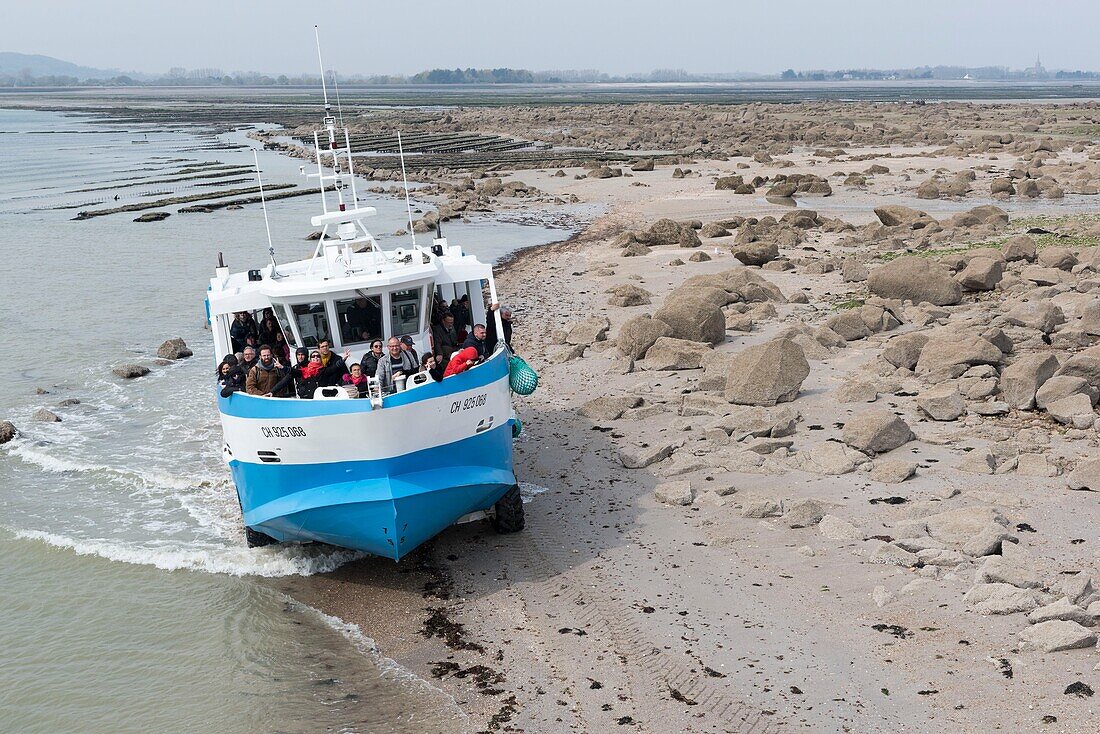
[492,484,525,534]
[245,525,278,548]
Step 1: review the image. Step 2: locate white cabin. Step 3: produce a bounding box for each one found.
[207,110,502,368]
[207,226,498,367]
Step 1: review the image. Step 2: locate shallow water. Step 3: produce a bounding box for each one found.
[0,106,579,733]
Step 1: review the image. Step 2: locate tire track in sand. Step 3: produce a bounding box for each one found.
[501,508,779,733]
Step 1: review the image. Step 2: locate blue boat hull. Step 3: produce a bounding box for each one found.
[219,352,518,560]
[229,423,515,560]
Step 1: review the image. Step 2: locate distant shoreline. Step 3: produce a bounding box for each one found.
[8,80,1100,106]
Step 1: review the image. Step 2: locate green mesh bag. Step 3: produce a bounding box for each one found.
[512,417,523,438]
[508,355,539,395]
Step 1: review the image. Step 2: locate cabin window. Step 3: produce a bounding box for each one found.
[273,305,298,347]
[290,302,331,348]
[389,287,422,336]
[335,296,382,346]
[215,314,231,360]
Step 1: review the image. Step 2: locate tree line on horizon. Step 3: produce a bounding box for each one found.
[6,65,1100,88]
[2,66,739,86]
[779,65,1100,82]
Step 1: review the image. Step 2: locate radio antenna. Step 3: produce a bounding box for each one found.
[397,130,416,247]
[314,25,330,113]
[331,70,345,126]
[251,148,278,272]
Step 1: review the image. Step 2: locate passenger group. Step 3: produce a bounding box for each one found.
[217,298,515,400]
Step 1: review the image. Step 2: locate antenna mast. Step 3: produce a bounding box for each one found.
[314,25,331,113]
[314,24,339,153]
[304,26,379,275]
[251,148,278,272]
[331,70,345,127]
[312,26,349,211]
[397,130,416,247]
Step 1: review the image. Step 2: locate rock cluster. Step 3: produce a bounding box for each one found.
[506,114,1100,697]
[868,256,961,306]
[112,364,150,379]
[157,338,193,360]
[724,338,809,406]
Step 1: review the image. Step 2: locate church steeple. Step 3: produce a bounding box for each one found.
[1027,54,1047,78]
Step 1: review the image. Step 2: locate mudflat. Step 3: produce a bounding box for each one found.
[26,91,1099,732]
[284,100,1100,732]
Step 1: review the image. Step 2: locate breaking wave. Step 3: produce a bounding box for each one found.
[7,442,202,491]
[14,529,364,578]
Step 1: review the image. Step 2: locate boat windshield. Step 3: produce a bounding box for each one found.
[273,305,298,348]
[336,295,383,346]
[291,302,331,348]
[390,287,422,335]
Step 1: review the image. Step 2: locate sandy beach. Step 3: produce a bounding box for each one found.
[269,102,1100,733]
[7,90,1098,732]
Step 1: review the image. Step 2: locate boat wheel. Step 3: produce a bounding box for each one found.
[492,484,525,534]
[244,525,278,548]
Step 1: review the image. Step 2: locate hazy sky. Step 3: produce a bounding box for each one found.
[5,1,1100,75]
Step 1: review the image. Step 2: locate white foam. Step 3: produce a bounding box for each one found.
[14,529,365,578]
[289,599,384,657]
[174,481,245,541]
[7,442,205,491]
[6,442,107,474]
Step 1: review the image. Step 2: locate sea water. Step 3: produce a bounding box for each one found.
[0,106,577,733]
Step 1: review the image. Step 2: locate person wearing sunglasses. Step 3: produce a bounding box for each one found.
[273,348,324,399]
[359,339,384,378]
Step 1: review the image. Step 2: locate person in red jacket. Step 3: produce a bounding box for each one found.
[443,347,479,378]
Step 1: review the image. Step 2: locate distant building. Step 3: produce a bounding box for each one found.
[1025,55,1049,79]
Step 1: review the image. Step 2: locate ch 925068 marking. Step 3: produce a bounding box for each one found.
[451,393,487,414]
[260,425,307,438]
